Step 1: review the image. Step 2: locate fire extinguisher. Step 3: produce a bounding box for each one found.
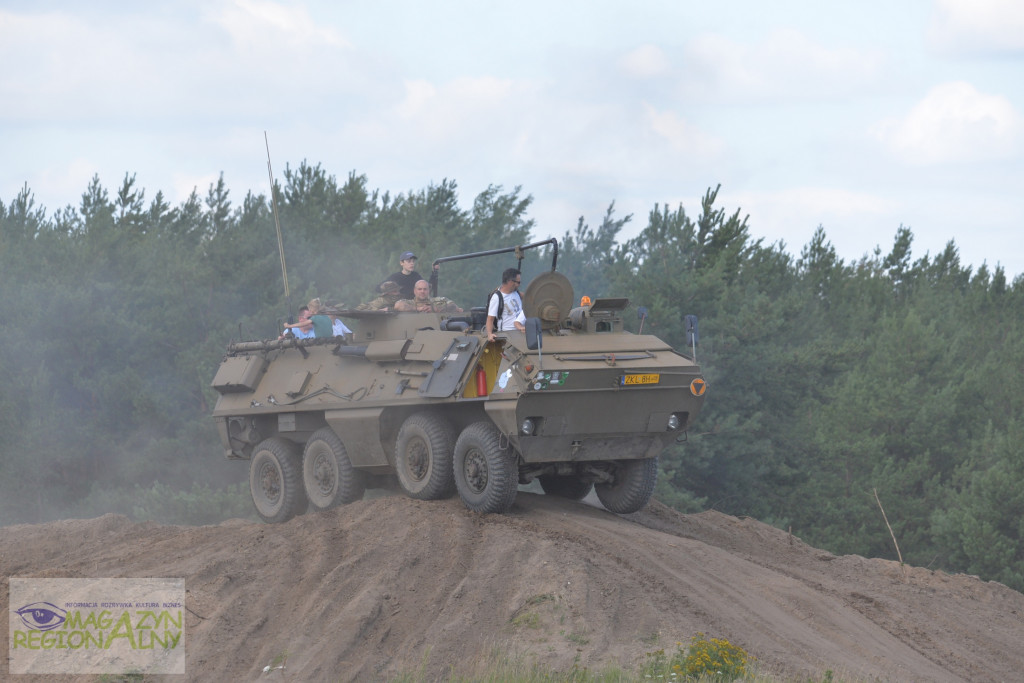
[475,365,487,395]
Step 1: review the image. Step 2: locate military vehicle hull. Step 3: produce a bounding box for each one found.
[211,242,706,521]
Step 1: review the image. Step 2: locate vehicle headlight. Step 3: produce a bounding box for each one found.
[521,418,536,435]
[667,414,681,431]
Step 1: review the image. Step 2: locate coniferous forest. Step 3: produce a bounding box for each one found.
[2,164,1023,592]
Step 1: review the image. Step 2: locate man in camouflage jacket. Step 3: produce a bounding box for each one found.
[394,279,463,313]
[356,281,404,310]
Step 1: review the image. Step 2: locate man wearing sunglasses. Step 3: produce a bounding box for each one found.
[485,267,526,342]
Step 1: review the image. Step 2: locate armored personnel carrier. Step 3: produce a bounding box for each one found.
[211,239,707,522]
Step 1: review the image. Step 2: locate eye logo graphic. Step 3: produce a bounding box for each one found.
[15,602,67,631]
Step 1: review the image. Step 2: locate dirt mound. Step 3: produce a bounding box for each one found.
[4,493,1024,682]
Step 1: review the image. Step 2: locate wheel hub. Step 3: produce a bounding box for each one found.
[259,463,281,502]
[464,449,488,494]
[312,452,336,496]
[407,439,429,482]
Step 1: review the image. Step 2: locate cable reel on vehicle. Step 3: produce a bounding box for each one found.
[522,271,574,331]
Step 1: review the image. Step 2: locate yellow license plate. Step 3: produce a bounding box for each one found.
[621,373,660,386]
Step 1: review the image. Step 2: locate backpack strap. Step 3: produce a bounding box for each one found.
[489,288,504,320]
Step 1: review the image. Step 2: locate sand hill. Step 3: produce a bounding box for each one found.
[4,492,1024,682]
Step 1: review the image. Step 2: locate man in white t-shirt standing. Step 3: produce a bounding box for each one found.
[485,267,526,342]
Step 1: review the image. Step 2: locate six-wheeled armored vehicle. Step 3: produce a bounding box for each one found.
[211,239,707,522]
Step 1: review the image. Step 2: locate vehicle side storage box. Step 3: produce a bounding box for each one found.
[211,354,268,394]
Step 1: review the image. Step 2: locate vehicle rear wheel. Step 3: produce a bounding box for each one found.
[250,437,308,523]
[594,457,658,514]
[538,475,593,501]
[303,427,365,510]
[453,421,518,513]
[395,412,456,499]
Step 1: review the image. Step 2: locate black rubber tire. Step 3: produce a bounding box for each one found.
[594,457,659,514]
[302,427,365,511]
[453,421,519,513]
[538,475,593,501]
[395,412,456,500]
[249,437,308,523]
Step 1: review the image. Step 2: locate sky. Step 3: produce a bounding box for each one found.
[2,0,1023,277]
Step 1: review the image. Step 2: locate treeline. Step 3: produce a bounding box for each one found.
[1,166,1023,592]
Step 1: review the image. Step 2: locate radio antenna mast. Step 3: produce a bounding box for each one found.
[264,132,292,322]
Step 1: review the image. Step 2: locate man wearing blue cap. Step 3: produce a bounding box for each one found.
[383,251,437,299]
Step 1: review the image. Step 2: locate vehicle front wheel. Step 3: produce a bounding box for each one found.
[453,421,518,513]
[250,437,308,523]
[594,457,658,514]
[395,412,456,499]
[538,474,593,501]
[302,427,365,510]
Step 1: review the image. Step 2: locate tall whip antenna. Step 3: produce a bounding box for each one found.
[265,132,292,322]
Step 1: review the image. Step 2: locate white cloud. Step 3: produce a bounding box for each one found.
[684,29,885,102]
[172,171,223,202]
[3,2,1023,278]
[0,10,129,119]
[929,0,1024,54]
[395,80,438,119]
[742,187,895,223]
[0,3,360,123]
[730,186,901,259]
[620,45,671,79]
[205,0,348,51]
[643,104,723,158]
[390,76,520,144]
[31,158,99,210]
[871,81,1022,164]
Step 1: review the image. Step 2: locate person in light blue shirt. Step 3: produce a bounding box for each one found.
[332,315,353,338]
[281,305,314,338]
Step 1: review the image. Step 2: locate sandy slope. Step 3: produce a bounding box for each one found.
[3,492,1024,682]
